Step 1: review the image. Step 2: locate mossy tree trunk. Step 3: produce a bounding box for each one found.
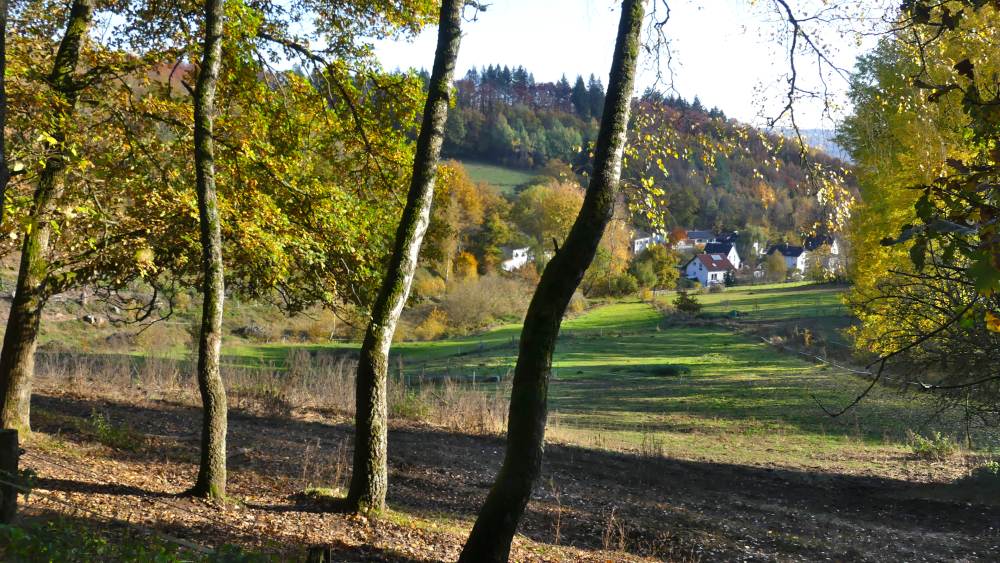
[345,0,464,514]
[0,0,94,432]
[0,0,10,227]
[188,0,228,500]
[458,1,644,560]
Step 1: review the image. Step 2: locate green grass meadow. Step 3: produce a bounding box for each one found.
[229,283,996,476]
[458,160,537,194]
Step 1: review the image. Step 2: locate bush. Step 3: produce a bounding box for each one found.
[566,290,588,315]
[412,268,446,300]
[708,283,725,293]
[412,308,448,341]
[608,273,639,297]
[908,431,957,460]
[672,291,702,315]
[80,409,147,452]
[439,275,530,331]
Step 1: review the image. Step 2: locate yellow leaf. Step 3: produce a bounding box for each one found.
[987,311,1000,333]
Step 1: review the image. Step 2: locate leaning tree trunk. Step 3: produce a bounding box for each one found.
[0,0,94,431]
[188,0,228,500]
[459,1,644,560]
[345,0,463,514]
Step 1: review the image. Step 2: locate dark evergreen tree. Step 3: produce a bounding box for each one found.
[570,75,589,118]
[587,74,605,120]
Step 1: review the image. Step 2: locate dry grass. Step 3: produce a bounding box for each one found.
[34,350,509,436]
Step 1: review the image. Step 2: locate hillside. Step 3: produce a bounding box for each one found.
[442,65,855,238]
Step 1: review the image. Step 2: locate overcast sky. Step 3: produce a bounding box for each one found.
[374,1,883,130]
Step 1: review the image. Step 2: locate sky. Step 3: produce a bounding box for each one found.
[374,1,883,130]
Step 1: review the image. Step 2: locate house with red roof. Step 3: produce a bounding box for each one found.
[683,253,735,286]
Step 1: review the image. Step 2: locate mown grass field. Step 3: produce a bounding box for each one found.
[458,160,537,194]
[233,283,996,478]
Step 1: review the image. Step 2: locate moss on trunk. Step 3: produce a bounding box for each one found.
[346,0,464,514]
[188,0,228,501]
[459,1,645,561]
[0,0,94,432]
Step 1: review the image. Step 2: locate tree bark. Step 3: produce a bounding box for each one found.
[345,0,463,514]
[0,0,94,432]
[0,0,10,228]
[188,0,227,500]
[459,1,643,560]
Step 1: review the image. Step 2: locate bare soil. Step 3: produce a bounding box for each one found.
[17,389,1000,562]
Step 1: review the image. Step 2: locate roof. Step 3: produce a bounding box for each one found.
[767,243,805,258]
[686,253,735,272]
[686,230,716,241]
[703,242,734,255]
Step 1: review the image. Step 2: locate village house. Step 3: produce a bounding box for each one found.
[702,241,741,269]
[766,243,808,272]
[631,232,666,254]
[683,253,735,286]
[501,246,532,272]
[673,229,718,251]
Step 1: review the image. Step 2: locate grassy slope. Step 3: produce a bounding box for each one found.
[458,160,537,194]
[232,285,997,476]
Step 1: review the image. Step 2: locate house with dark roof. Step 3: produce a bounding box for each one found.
[702,242,741,269]
[766,243,808,272]
[683,253,735,286]
[672,229,718,251]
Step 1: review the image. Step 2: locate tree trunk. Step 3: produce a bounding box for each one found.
[188,0,227,500]
[345,0,464,514]
[0,0,94,432]
[459,2,644,561]
[0,0,10,227]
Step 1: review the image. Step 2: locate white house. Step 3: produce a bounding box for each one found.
[702,242,741,270]
[804,235,842,272]
[767,244,808,272]
[501,247,532,272]
[632,232,666,254]
[684,253,735,286]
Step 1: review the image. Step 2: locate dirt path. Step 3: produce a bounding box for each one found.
[17,391,1000,561]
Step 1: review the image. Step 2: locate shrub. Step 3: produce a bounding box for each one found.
[439,275,530,331]
[908,430,957,460]
[412,308,449,341]
[707,283,725,293]
[80,409,147,452]
[566,291,588,315]
[672,291,702,315]
[412,268,446,300]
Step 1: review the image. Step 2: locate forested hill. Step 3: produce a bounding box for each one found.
[439,64,854,237]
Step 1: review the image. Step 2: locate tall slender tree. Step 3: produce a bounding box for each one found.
[459,0,644,560]
[187,0,227,500]
[346,0,465,513]
[0,0,10,228]
[0,0,94,431]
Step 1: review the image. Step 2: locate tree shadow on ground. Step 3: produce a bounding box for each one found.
[22,392,1000,562]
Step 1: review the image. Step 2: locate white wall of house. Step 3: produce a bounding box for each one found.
[784,253,807,272]
[501,247,531,272]
[632,233,665,254]
[684,259,726,286]
[725,246,741,270]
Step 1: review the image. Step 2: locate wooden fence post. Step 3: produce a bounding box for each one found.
[0,429,19,523]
